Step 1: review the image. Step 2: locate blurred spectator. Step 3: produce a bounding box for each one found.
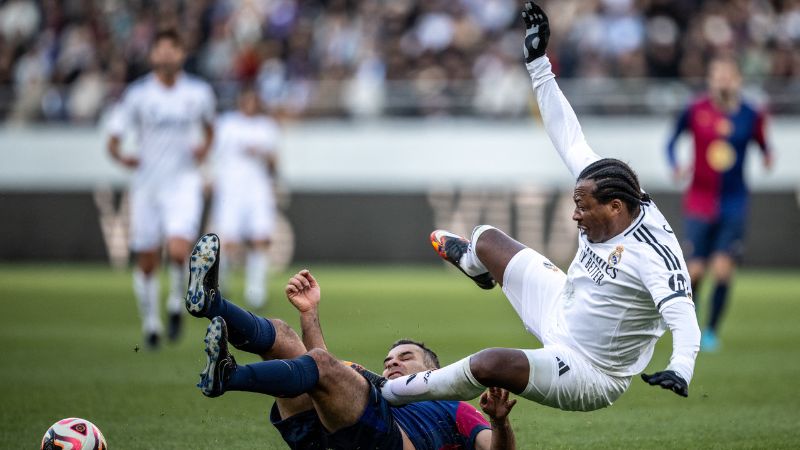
[0,0,40,41]
[0,0,799,122]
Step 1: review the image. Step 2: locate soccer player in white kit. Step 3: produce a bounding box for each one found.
[377,2,701,411]
[211,86,280,308]
[107,29,216,349]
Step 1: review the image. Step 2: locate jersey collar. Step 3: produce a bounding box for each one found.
[605,204,646,245]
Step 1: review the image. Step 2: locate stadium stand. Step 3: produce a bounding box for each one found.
[1,0,799,121]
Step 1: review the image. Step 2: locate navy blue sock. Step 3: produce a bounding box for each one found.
[708,282,730,332]
[206,295,276,354]
[225,355,319,397]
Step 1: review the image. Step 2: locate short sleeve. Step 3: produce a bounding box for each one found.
[454,402,490,449]
[632,232,694,313]
[106,87,137,137]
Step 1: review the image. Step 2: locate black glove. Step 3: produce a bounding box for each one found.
[522,1,550,63]
[641,370,689,397]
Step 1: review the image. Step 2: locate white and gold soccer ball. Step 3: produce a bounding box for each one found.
[41,417,107,450]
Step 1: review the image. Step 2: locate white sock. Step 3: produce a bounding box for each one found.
[381,356,485,405]
[133,269,161,334]
[458,225,495,276]
[166,263,185,315]
[245,249,268,308]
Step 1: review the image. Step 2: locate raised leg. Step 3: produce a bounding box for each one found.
[473,228,527,287]
[304,348,371,432]
[380,347,531,404]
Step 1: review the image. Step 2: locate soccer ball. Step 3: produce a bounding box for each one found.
[41,418,107,450]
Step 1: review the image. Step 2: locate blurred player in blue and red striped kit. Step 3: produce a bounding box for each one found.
[666,57,773,351]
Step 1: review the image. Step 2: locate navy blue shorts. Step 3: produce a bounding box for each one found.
[684,214,746,260]
[270,382,404,450]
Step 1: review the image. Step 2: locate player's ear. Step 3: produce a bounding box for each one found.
[608,198,624,216]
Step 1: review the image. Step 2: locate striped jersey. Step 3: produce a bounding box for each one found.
[392,401,489,450]
[548,198,694,377]
[667,95,770,220]
[528,55,699,383]
[107,72,216,188]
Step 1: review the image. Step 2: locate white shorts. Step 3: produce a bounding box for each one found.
[129,173,203,251]
[212,182,276,243]
[502,248,631,411]
[519,345,629,411]
[501,248,566,344]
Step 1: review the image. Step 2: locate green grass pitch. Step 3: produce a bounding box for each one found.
[2,264,799,449]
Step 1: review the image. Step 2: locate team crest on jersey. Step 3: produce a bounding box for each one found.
[608,245,624,267]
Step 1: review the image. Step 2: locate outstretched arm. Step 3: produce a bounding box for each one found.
[642,300,700,397]
[636,245,700,397]
[285,270,327,351]
[523,2,601,179]
[666,108,689,169]
[753,109,774,170]
[666,107,691,181]
[106,90,139,169]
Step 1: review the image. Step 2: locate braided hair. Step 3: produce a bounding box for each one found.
[577,158,650,213]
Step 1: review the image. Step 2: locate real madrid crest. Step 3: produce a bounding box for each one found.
[608,245,624,267]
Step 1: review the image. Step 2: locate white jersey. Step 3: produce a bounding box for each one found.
[528,56,699,382]
[213,111,280,191]
[107,72,216,188]
[549,201,693,377]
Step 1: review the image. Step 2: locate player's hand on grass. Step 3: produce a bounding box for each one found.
[522,1,550,63]
[480,387,517,422]
[285,269,321,313]
[641,370,689,397]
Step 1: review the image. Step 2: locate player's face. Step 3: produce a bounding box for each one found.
[150,38,185,76]
[708,60,741,101]
[572,179,618,243]
[239,91,260,116]
[382,344,431,379]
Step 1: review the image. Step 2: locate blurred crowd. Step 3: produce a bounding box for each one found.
[1,0,799,122]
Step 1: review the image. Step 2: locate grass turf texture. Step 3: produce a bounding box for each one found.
[1,264,799,449]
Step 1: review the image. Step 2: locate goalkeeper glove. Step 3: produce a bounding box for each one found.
[522,1,550,63]
[641,370,689,397]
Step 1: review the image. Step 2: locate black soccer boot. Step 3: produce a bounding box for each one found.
[430,230,496,290]
[185,233,221,318]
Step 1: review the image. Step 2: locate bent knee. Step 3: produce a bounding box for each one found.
[469,348,529,388]
[306,348,339,372]
[271,318,290,332]
[137,253,159,274]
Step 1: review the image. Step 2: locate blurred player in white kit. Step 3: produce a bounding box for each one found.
[211,86,280,309]
[107,29,216,349]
